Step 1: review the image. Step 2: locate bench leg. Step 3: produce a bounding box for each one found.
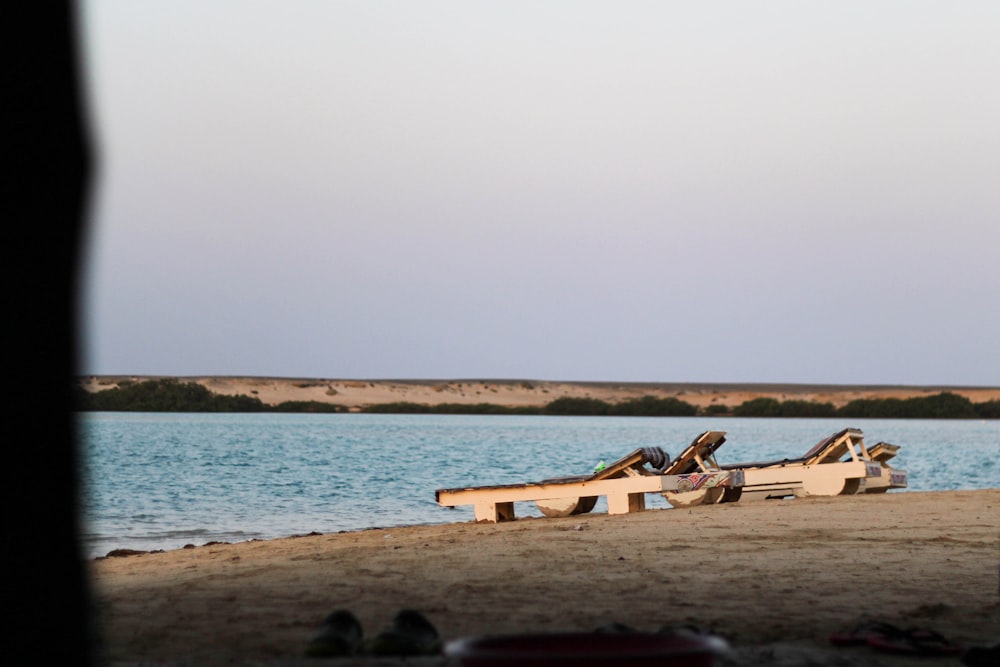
[607,493,645,515]
[474,501,516,522]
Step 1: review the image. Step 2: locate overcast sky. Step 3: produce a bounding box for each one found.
[79,1,1000,385]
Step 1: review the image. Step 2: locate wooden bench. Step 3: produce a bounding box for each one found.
[435,469,741,522]
[719,428,889,499]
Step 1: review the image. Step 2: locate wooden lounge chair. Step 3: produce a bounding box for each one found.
[657,431,740,508]
[863,441,909,493]
[658,428,906,502]
[531,445,683,517]
[434,445,742,523]
[717,428,887,500]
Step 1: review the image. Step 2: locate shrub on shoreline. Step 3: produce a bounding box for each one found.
[542,397,613,416]
[75,379,265,412]
[271,401,346,413]
[612,395,699,416]
[974,400,1000,418]
[836,392,980,419]
[363,402,540,415]
[734,398,836,418]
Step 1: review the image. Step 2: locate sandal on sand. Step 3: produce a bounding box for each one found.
[362,609,443,656]
[828,620,904,646]
[304,609,363,657]
[867,627,963,656]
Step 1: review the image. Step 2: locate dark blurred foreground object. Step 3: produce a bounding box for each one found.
[961,641,1000,667]
[304,609,363,657]
[305,609,442,658]
[362,609,443,656]
[444,629,728,666]
[8,2,95,666]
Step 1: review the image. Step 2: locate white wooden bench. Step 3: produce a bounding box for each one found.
[435,469,742,522]
[719,428,890,500]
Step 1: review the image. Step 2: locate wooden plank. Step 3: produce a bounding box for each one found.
[805,428,869,465]
[591,449,649,479]
[439,476,657,507]
[663,430,728,475]
[868,442,900,463]
[739,461,870,488]
[438,473,729,508]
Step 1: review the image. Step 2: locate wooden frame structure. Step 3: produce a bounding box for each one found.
[716,428,903,500]
[661,428,908,506]
[435,428,908,522]
[657,431,736,507]
[435,446,742,523]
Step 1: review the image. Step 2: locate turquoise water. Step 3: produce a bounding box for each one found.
[78,413,1000,558]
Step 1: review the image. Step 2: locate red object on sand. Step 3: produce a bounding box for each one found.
[866,629,963,656]
[444,631,726,666]
[828,620,905,646]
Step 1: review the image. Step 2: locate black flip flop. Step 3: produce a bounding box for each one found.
[304,609,363,657]
[362,609,443,656]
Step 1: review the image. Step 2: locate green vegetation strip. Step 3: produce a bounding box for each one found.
[76,379,999,418]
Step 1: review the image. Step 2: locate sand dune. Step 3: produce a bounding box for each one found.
[78,376,1000,412]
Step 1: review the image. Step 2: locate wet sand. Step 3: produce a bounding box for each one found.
[90,488,1000,666]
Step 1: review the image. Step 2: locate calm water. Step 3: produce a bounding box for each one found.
[78,413,1000,558]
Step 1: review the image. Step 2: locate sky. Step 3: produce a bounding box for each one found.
[79,1,1000,385]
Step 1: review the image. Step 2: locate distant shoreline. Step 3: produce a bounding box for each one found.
[77,375,1000,413]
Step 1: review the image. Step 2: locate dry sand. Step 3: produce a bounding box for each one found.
[90,489,1000,666]
[77,376,1000,412]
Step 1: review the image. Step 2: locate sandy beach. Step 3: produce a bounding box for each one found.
[78,376,1000,413]
[90,488,1000,666]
